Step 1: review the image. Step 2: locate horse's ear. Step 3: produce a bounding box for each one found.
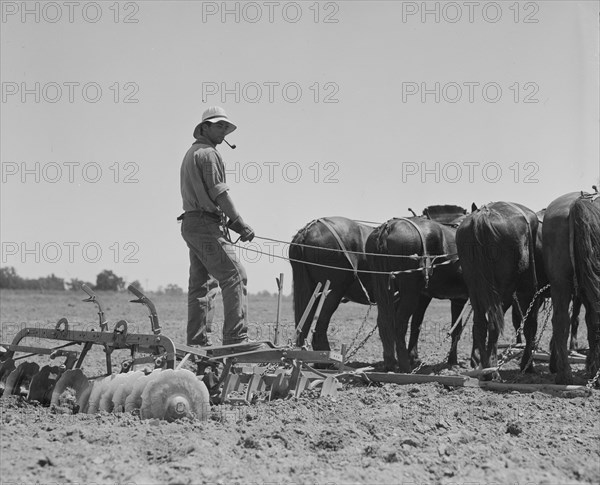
[471,202,478,212]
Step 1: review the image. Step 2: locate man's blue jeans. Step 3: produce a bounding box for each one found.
[181,212,248,346]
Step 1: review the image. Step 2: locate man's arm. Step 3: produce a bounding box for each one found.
[215,191,240,221]
[216,191,255,242]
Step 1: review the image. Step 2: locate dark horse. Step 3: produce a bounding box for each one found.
[456,202,544,374]
[542,190,600,384]
[289,217,376,350]
[366,206,468,372]
[534,208,582,351]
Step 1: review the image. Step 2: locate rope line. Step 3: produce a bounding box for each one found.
[255,235,458,261]
[233,241,459,276]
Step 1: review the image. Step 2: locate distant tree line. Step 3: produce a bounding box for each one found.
[0,267,276,296]
[0,267,159,292]
[0,267,66,291]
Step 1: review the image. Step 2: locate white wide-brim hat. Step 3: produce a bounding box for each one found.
[193,106,237,138]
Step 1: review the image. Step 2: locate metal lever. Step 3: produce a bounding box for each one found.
[128,285,162,335]
[81,284,108,331]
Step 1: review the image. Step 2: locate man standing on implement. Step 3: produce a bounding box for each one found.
[179,106,255,349]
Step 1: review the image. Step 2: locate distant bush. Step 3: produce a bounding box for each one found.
[0,266,65,290]
[95,270,125,292]
[163,283,184,296]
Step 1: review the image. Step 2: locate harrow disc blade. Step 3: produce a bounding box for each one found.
[112,371,145,413]
[87,375,115,414]
[124,368,163,414]
[140,369,210,422]
[4,362,39,397]
[0,358,16,397]
[51,369,91,413]
[99,373,133,413]
[28,365,64,405]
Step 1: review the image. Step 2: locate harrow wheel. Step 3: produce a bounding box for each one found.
[140,369,209,422]
[99,372,135,413]
[4,362,39,397]
[124,368,163,414]
[112,370,146,413]
[51,369,91,413]
[87,375,115,414]
[28,365,64,405]
[0,358,16,396]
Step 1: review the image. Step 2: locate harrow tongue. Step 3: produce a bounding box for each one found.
[0,282,345,421]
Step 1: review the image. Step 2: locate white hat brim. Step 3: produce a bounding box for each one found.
[204,116,237,135]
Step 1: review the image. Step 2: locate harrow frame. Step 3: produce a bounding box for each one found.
[0,282,346,412]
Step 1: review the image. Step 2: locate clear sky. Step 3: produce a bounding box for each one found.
[1,0,599,294]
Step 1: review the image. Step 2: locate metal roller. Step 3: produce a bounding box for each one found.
[4,362,39,397]
[51,368,91,413]
[124,368,163,414]
[0,358,16,396]
[112,370,146,413]
[27,365,64,405]
[98,372,135,413]
[87,375,115,414]
[140,369,210,422]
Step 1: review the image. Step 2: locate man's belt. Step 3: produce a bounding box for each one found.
[177,211,221,221]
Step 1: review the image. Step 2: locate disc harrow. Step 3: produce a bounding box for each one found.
[0,283,346,421]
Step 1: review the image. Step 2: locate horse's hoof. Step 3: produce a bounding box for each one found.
[555,372,574,385]
[520,357,536,374]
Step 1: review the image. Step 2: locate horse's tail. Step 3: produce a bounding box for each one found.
[570,197,600,369]
[460,209,505,335]
[367,223,396,344]
[289,224,316,326]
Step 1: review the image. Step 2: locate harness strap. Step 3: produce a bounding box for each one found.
[396,217,433,287]
[317,218,373,304]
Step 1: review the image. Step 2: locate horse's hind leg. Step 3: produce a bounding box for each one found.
[375,284,397,371]
[569,296,581,351]
[407,294,432,367]
[516,289,538,373]
[549,284,573,384]
[394,291,421,373]
[310,288,345,351]
[448,298,467,367]
[511,303,523,344]
[470,302,488,370]
[582,297,600,379]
